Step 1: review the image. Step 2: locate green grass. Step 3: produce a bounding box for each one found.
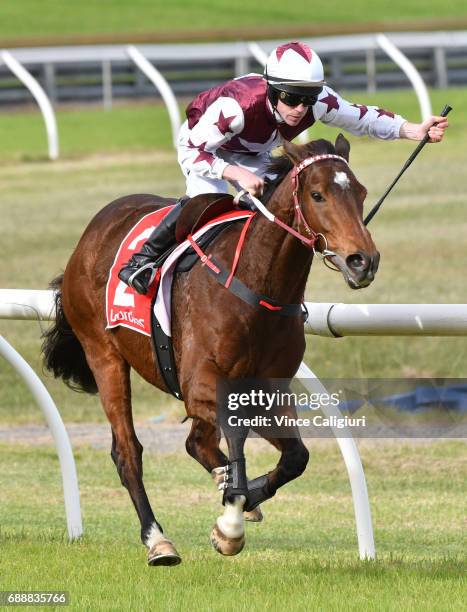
[1,1,467,39]
[0,87,466,424]
[0,103,175,163]
[0,441,465,610]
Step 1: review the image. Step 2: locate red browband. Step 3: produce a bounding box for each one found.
[286,154,348,245]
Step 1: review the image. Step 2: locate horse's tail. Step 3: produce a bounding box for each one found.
[42,274,98,394]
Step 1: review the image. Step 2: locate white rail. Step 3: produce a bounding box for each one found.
[305,302,467,337]
[0,335,82,540]
[0,50,59,160]
[126,45,181,149]
[376,34,432,120]
[2,291,466,337]
[297,361,375,559]
[0,289,55,320]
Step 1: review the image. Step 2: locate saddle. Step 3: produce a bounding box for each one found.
[153,193,251,273]
[175,193,237,243]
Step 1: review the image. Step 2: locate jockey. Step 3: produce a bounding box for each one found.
[119,40,448,295]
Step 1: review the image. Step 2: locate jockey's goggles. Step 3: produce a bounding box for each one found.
[277,89,320,108]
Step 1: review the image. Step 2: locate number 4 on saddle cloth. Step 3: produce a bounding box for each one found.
[106,195,255,399]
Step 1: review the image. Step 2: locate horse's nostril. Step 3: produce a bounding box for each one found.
[346,253,368,272]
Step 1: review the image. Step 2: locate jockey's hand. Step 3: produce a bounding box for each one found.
[399,116,449,143]
[223,165,264,196]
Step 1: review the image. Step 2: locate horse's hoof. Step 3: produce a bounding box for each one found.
[147,539,182,566]
[244,506,264,522]
[210,523,245,556]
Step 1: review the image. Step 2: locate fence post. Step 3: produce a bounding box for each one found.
[0,335,82,540]
[0,50,59,160]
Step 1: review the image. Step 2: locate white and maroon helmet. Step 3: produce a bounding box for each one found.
[264,41,325,95]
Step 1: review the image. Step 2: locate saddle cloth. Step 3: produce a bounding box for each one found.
[106,207,253,337]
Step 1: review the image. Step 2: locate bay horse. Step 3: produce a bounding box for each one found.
[42,135,379,566]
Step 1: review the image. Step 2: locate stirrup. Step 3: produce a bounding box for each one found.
[127,262,158,292]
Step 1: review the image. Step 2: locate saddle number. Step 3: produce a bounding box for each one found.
[113,226,156,308]
[114,280,135,307]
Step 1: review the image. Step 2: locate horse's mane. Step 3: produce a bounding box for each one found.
[262,138,337,204]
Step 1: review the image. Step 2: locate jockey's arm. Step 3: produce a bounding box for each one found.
[316,86,404,140]
[399,116,448,143]
[316,86,448,143]
[222,165,264,196]
[181,98,245,180]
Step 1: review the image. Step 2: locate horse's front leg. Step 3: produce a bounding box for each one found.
[244,435,310,511]
[210,433,249,556]
[185,418,263,522]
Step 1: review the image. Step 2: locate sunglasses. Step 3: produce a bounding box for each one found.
[278,90,319,108]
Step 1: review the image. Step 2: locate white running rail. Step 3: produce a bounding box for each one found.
[0,335,82,540]
[305,302,467,337]
[0,50,59,160]
[376,33,432,121]
[2,291,466,337]
[126,45,181,148]
[297,361,375,559]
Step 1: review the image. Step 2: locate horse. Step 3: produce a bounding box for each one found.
[42,134,379,566]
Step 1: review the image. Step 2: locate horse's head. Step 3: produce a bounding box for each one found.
[281,135,379,289]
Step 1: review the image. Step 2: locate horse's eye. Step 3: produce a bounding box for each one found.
[311,191,324,202]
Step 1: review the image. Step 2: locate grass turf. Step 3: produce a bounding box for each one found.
[0,440,465,610]
[2,1,467,39]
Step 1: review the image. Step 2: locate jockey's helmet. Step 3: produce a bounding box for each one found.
[264,41,325,106]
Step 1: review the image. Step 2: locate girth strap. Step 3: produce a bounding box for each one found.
[151,295,183,401]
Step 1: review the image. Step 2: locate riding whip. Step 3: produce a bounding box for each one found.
[364,104,452,226]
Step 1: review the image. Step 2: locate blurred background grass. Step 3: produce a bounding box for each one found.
[2,1,467,39]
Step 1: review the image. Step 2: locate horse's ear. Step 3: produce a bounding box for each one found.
[283,141,304,164]
[335,133,350,162]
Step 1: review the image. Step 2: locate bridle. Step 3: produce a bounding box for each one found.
[236,153,349,270]
[291,153,350,270]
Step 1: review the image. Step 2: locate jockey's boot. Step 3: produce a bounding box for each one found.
[118,197,188,295]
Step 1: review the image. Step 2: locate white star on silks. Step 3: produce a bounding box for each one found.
[237,131,279,153]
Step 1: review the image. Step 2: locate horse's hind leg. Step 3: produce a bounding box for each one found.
[80,337,181,566]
